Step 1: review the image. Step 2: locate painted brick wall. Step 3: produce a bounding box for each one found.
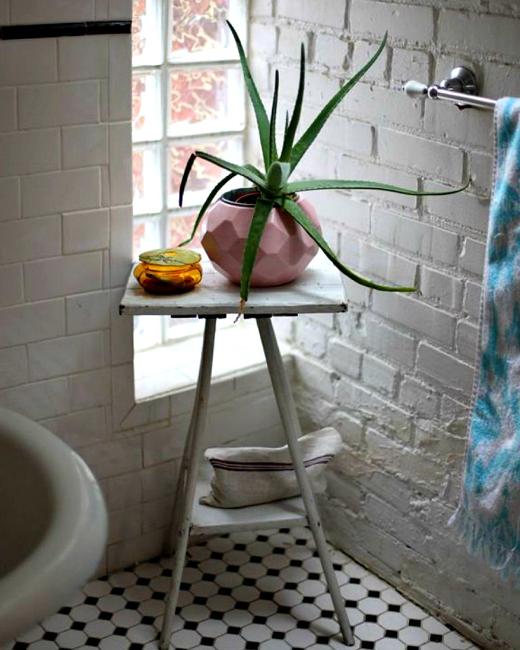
[248,1,520,648]
[0,0,285,576]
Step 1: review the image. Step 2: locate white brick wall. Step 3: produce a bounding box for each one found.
[0,176,20,221]
[277,0,346,28]
[249,0,520,647]
[350,1,434,43]
[378,128,464,183]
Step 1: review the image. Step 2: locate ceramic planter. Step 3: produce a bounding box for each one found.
[201,189,321,287]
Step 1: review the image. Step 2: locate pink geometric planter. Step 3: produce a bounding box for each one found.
[201,189,321,287]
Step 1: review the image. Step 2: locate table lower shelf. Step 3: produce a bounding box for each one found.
[191,476,307,536]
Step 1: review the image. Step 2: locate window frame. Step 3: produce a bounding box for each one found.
[131,0,248,353]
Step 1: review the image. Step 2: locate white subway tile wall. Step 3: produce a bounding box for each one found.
[9,0,96,24]
[21,168,101,217]
[62,125,109,169]
[0,39,58,85]
[248,0,520,648]
[0,1,287,591]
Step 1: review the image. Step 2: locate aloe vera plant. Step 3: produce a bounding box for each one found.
[179,23,465,310]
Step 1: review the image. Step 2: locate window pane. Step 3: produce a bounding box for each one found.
[169,0,246,63]
[133,144,162,215]
[169,67,244,137]
[168,138,242,208]
[132,71,162,142]
[133,0,163,66]
[133,216,162,258]
[166,316,204,343]
[134,315,162,351]
[168,212,202,249]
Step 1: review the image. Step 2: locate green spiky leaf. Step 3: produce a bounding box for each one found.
[227,20,271,171]
[193,150,267,189]
[280,43,305,162]
[239,196,274,307]
[276,196,415,292]
[285,178,470,195]
[179,152,197,207]
[244,163,266,180]
[289,33,387,171]
[266,161,291,194]
[178,172,236,246]
[269,70,280,165]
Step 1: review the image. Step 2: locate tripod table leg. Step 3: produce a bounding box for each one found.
[160,317,216,650]
[256,317,354,647]
[164,359,204,557]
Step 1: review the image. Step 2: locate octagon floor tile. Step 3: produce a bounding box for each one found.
[9,528,480,650]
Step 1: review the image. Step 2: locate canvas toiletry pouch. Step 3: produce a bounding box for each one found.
[200,427,342,508]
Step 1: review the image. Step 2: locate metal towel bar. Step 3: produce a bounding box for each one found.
[404,66,496,111]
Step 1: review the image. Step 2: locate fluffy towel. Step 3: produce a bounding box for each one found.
[201,427,342,508]
[450,98,520,583]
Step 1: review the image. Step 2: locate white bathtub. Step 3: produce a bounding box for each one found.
[0,407,107,644]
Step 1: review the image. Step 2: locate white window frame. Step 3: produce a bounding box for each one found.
[132,0,265,401]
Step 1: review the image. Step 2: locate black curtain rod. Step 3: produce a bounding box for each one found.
[0,20,131,40]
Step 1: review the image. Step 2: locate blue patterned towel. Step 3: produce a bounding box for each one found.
[450,98,520,583]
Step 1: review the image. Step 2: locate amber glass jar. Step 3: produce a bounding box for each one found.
[133,248,203,295]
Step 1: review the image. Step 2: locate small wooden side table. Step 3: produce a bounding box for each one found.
[120,254,353,648]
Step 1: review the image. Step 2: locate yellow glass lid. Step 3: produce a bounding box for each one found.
[138,247,201,267]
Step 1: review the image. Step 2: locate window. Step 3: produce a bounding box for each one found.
[131,0,262,399]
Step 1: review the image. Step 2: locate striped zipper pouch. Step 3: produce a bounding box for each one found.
[200,427,342,509]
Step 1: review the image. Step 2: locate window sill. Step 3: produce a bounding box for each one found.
[134,319,290,403]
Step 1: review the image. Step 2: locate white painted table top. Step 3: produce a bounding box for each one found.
[120,251,347,317]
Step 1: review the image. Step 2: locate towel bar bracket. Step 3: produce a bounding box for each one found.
[438,66,479,109]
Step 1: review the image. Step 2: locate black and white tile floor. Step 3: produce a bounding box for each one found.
[7,527,479,650]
